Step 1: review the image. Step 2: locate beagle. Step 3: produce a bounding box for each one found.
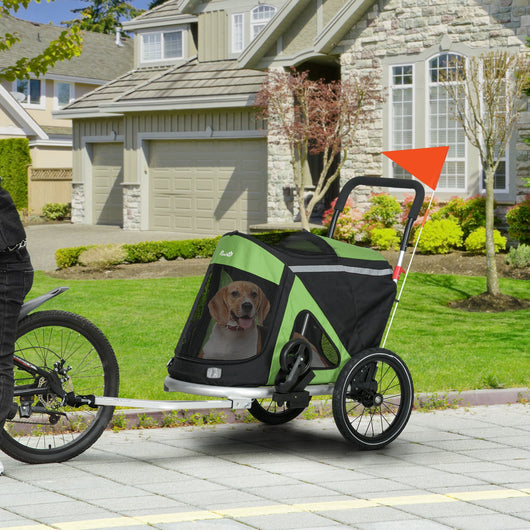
[201,281,270,360]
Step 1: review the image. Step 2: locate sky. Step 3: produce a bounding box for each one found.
[12,0,152,26]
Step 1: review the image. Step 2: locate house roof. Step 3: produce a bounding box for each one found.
[57,67,166,116]
[122,0,195,31]
[60,59,267,116]
[0,14,134,82]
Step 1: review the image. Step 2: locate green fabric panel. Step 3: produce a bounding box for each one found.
[211,234,284,284]
[320,236,387,261]
[266,276,350,386]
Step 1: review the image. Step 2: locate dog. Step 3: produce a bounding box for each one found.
[200,281,270,360]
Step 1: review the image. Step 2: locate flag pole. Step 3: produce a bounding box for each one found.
[382,192,436,348]
[380,146,448,348]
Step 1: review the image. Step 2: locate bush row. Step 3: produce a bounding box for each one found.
[323,192,530,256]
[55,230,327,269]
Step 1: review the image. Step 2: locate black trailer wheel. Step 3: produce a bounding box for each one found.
[332,348,413,450]
[249,398,309,425]
[0,310,119,464]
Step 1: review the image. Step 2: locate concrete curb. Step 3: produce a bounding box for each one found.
[110,387,530,430]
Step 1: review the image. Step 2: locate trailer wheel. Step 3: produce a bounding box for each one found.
[248,398,308,425]
[332,348,413,450]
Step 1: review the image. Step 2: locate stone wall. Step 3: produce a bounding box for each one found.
[338,0,530,200]
[123,185,141,230]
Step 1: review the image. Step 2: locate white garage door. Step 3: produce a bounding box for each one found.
[92,142,123,226]
[149,139,267,235]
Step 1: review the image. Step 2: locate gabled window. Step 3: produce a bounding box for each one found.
[232,13,244,53]
[428,53,466,190]
[55,81,74,109]
[141,30,183,62]
[14,79,44,108]
[251,5,276,40]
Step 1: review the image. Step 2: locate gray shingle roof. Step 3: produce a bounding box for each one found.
[125,0,184,24]
[116,60,266,103]
[63,59,266,113]
[0,14,133,81]
[62,67,166,111]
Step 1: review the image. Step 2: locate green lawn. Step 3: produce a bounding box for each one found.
[26,271,529,401]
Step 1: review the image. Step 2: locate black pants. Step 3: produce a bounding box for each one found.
[0,248,33,430]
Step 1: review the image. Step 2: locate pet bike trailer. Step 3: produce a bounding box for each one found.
[165,176,425,449]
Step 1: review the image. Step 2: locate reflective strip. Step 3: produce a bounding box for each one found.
[289,265,393,276]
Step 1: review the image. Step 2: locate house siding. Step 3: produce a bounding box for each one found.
[198,10,228,61]
[281,2,319,57]
[337,0,530,202]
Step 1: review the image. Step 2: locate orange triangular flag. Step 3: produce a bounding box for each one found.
[383,146,449,190]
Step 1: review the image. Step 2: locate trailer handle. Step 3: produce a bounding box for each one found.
[327,176,425,253]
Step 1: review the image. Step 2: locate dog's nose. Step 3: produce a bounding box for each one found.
[241,302,253,314]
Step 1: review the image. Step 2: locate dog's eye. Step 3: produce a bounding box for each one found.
[251,291,258,298]
[231,291,239,298]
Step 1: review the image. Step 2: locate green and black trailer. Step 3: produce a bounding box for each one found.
[166,177,425,449]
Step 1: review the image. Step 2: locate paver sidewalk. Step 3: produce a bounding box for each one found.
[1,403,529,529]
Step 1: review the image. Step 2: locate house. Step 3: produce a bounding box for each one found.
[58,0,530,235]
[0,15,133,213]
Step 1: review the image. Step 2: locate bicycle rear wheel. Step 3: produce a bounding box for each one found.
[0,310,119,464]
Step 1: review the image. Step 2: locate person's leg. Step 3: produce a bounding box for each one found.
[0,265,33,473]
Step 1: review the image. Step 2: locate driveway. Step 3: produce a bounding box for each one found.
[25,224,186,271]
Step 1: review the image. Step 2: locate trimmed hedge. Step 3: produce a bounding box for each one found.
[55,230,328,269]
[0,138,31,209]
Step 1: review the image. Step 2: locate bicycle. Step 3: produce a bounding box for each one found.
[0,287,119,464]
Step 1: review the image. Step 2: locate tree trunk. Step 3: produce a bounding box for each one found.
[484,167,501,296]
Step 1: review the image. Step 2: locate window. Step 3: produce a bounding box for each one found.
[141,30,183,62]
[15,79,42,107]
[232,13,244,53]
[55,81,74,109]
[251,5,276,40]
[391,65,414,179]
[428,53,466,190]
[482,153,508,192]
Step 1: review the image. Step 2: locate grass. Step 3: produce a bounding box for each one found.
[25,271,529,402]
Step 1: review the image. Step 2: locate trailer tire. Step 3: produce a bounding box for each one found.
[332,348,413,450]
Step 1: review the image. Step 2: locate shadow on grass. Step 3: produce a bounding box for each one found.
[418,274,475,300]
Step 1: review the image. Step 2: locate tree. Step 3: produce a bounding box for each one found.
[0,0,82,81]
[148,0,168,7]
[441,50,530,297]
[63,0,144,35]
[256,68,383,231]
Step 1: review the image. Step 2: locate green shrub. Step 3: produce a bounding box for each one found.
[370,228,400,250]
[42,202,71,221]
[55,246,92,269]
[464,227,506,255]
[123,241,165,263]
[506,195,530,245]
[363,193,402,228]
[0,138,31,209]
[505,244,530,268]
[432,196,493,239]
[415,218,463,254]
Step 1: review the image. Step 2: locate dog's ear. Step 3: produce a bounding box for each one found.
[208,287,229,325]
[256,287,270,325]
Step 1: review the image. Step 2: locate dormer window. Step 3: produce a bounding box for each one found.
[251,5,276,40]
[141,29,184,62]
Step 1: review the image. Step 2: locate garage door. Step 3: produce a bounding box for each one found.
[92,142,123,226]
[149,139,267,235]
